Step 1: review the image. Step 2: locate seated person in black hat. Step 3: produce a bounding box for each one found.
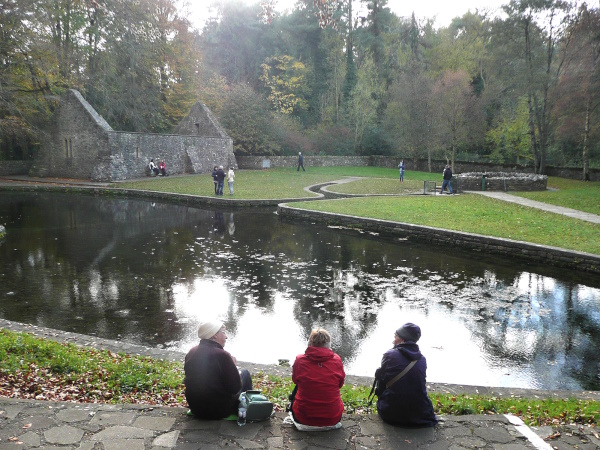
[374,322,437,427]
[184,320,252,419]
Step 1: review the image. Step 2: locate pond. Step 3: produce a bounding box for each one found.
[0,192,599,391]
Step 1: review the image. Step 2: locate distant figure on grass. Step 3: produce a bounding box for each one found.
[373,323,437,428]
[211,166,218,195]
[289,327,345,429]
[440,165,453,195]
[216,165,226,195]
[227,167,235,195]
[297,152,305,172]
[184,320,253,419]
[398,160,405,182]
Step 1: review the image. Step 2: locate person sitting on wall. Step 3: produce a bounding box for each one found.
[148,159,159,176]
[184,320,253,419]
[159,160,168,176]
[373,323,437,428]
[290,327,345,428]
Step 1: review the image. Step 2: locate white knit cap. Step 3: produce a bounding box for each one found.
[197,320,223,339]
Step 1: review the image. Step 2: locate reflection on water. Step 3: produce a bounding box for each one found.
[0,192,599,390]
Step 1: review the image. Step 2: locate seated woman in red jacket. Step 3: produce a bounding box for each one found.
[291,328,345,426]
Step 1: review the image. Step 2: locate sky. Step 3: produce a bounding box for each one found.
[187,0,509,30]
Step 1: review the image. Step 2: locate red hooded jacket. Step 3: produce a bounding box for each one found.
[292,346,345,426]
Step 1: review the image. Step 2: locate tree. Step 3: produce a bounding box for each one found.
[503,0,573,174]
[486,97,531,163]
[385,63,436,169]
[432,70,483,170]
[260,55,310,115]
[220,83,280,156]
[553,5,600,179]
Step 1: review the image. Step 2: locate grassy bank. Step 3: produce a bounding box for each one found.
[291,194,600,255]
[515,177,600,216]
[1,329,599,427]
[113,169,600,255]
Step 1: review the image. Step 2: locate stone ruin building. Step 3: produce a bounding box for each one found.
[29,89,236,182]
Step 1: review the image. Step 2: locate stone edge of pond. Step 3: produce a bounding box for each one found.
[0,184,320,207]
[2,318,599,401]
[277,204,600,275]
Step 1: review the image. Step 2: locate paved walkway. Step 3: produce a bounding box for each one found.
[468,191,600,224]
[4,396,599,450]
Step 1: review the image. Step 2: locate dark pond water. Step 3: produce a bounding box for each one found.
[1,192,599,390]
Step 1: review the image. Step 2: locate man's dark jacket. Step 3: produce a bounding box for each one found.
[216,168,226,183]
[184,339,241,419]
[375,342,437,427]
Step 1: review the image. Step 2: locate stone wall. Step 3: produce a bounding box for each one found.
[237,155,371,169]
[91,132,235,181]
[456,172,547,191]
[0,160,33,176]
[278,205,600,274]
[29,89,236,182]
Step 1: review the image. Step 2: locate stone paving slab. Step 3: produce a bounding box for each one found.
[1,397,599,449]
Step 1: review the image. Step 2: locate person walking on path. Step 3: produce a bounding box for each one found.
[440,165,453,194]
[184,320,252,420]
[398,160,405,182]
[297,152,305,172]
[227,167,235,195]
[373,323,437,428]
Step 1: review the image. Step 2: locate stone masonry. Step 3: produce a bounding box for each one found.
[29,89,236,182]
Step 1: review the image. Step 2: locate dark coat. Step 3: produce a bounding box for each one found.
[443,167,452,180]
[216,169,226,182]
[184,339,241,419]
[292,346,345,426]
[375,342,437,427]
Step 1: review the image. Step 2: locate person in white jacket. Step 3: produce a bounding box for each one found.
[227,167,235,195]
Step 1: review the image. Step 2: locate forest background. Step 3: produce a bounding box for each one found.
[1,0,599,177]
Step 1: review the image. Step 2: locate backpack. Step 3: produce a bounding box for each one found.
[243,390,273,422]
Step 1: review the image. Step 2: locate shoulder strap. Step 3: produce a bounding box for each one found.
[386,359,418,389]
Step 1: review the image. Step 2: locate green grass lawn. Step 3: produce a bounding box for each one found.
[112,167,436,199]
[291,194,600,255]
[514,177,600,215]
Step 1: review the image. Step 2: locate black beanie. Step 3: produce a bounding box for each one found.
[395,323,421,343]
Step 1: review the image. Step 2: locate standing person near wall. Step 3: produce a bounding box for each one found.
[227,167,235,195]
[398,160,405,182]
[440,165,453,195]
[216,165,226,196]
[211,166,218,195]
[297,152,305,172]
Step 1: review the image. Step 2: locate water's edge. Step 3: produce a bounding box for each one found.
[2,318,599,401]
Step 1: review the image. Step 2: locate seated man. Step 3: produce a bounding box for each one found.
[184,320,252,419]
[374,323,437,427]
